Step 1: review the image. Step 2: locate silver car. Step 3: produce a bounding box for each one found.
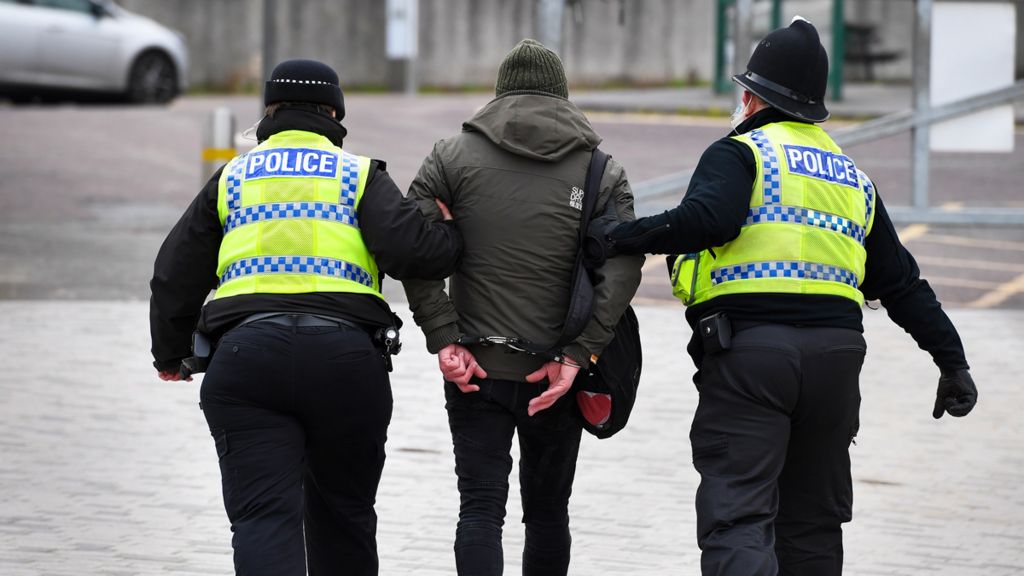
[0,0,188,103]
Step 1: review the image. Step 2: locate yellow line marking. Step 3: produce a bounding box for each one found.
[918,234,1024,252]
[202,147,237,161]
[915,255,1024,274]
[940,201,964,211]
[925,276,1004,290]
[897,224,929,243]
[968,272,1024,308]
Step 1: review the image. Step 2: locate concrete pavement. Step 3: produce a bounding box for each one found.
[1,301,1021,575]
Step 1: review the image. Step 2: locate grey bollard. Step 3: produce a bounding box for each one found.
[202,107,236,183]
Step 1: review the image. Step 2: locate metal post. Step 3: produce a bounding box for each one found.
[733,0,753,106]
[386,0,419,95]
[830,0,845,101]
[202,107,236,183]
[770,0,782,30]
[536,0,565,54]
[912,0,932,210]
[404,0,419,96]
[714,0,731,94]
[262,0,277,104]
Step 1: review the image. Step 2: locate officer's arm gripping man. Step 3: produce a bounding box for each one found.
[358,161,463,281]
[569,159,644,366]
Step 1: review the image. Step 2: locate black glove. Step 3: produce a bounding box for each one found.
[583,214,620,269]
[932,368,977,419]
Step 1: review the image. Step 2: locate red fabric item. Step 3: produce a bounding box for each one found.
[577,391,612,427]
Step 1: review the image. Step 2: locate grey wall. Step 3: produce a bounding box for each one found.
[117,0,716,90]
[119,0,261,90]
[117,0,1020,91]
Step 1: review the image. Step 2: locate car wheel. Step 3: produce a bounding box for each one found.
[126,51,178,104]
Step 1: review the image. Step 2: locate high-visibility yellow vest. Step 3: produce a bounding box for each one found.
[212,130,383,300]
[670,121,877,306]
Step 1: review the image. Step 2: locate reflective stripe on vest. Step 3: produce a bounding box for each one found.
[213,130,383,301]
[220,256,375,288]
[669,122,876,307]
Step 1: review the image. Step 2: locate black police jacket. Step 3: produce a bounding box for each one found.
[610,108,969,373]
[150,108,463,372]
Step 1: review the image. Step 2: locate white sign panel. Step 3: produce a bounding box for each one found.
[931,2,1015,152]
[386,0,418,60]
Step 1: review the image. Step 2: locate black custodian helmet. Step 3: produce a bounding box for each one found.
[732,17,830,122]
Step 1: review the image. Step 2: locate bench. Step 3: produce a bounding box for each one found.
[844,22,902,81]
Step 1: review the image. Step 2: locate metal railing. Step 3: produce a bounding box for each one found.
[635,0,1024,226]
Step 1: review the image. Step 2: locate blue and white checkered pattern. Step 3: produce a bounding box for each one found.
[220,256,374,288]
[224,202,358,233]
[746,205,867,244]
[225,153,250,212]
[858,169,875,226]
[749,129,782,204]
[710,261,859,289]
[339,151,360,207]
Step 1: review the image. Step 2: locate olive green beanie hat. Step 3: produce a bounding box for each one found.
[495,38,568,99]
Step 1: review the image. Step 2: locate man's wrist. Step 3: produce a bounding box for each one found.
[561,343,593,369]
[425,323,464,354]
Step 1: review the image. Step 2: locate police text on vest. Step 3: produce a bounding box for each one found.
[245,148,339,180]
[782,145,859,189]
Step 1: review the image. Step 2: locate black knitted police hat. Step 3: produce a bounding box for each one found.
[264,59,345,119]
[732,17,830,122]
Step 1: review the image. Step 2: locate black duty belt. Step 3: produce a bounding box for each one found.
[240,312,361,330]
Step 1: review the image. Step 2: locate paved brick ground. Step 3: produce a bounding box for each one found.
[1,301,1021,575]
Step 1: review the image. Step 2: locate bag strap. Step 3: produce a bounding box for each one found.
[580,149,610,247]
[549,148,610,349]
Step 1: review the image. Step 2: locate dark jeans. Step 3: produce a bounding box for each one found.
[445,378,583,576]
[690,324,865,576]
[200,322,393,576]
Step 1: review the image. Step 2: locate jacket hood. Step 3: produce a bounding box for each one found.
[462,93,601,162]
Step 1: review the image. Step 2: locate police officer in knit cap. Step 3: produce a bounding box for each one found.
[150,58,463,576]
[403,39,642,575]
[590,18,978,575]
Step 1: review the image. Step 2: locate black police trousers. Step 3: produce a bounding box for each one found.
[444,379,583,576]
[690,324,865,576]
[199,321,393,576]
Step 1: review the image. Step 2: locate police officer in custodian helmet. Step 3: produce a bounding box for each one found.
[150,59,462,576]
[589,18,978,576]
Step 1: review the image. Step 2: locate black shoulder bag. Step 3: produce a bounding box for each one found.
[560,149,643,439]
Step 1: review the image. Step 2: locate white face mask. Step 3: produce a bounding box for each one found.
[730,98,751,132]
[240,116,264,141]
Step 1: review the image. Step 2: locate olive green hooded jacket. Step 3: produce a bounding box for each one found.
[402,93,644,381]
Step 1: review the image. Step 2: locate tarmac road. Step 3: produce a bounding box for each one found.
[2,93,1023,308]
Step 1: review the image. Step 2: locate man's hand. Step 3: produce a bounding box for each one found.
[435,198,453,221]
[933,368,977,419]
[525,359,581,416]
[157,369,192,382]
[438,343,486,393]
